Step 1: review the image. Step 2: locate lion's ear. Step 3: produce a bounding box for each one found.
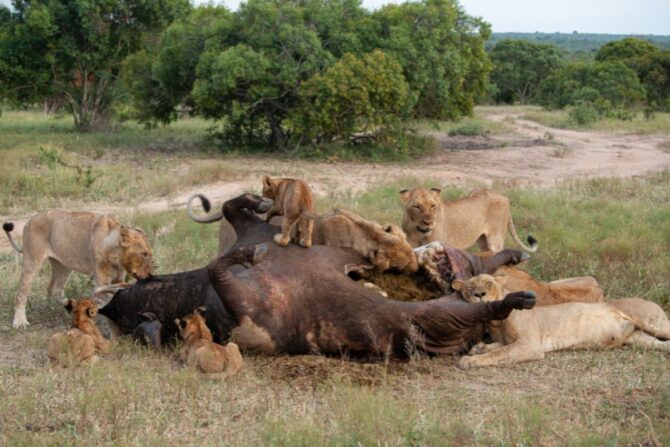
[430,188,442,199]
[64,299,76,312]
[195,306,207,316]
[451,279,465,291]
[86,306,98,318]
[262,175,272,189]
[399,189,410,203]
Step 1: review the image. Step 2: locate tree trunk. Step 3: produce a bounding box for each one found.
[266,110,287,151]
[65,72,112,132]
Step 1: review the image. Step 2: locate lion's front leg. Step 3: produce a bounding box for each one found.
[459,342,544,368]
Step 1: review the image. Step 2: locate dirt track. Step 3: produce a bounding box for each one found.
[2,110,669,255]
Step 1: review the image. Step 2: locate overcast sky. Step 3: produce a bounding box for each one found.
[1,0,668,35]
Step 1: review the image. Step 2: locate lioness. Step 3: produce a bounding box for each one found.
[47,298,111,367]
[313,209,418,272]
[454,274,670,368]
[4,210,154,328]
[176,307,243,378]
[262,175,315,248]
[491,265,605,305]
[400,188,538,252]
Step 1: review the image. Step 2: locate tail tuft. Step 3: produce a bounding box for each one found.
[200,196,211,213]
[527,235,538,247]
[3,222,14,232]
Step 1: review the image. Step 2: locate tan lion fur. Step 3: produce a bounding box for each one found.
[262,175,316,248]
[492,265,604,305]
[176,307,243,379]
[453,274,670,368]
[399,188,537,252]
[47,299,110,367]
[312,209,418,273]
[4,210,154,328]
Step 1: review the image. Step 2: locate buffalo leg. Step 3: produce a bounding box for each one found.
[208,244,268,319]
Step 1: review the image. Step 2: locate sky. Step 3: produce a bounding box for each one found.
[1,0,668,35]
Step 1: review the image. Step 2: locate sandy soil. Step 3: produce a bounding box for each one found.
[2,109,669,255]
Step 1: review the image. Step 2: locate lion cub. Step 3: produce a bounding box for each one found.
[176,307,243,379]
[47,299,111,367]
[261,175,316,248]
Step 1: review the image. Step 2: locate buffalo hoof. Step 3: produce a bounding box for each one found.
[503,291,537,310]
[253,244,269,263]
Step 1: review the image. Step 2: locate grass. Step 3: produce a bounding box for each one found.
[414,114,511,136]
[521,108,670,134]
[0,109,669,445]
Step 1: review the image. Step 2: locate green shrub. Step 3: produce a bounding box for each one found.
[568,102,600,126]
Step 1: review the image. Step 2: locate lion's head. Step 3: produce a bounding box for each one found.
[399,188,442,236]
[175,307,213,342]
[64,298,99,327]
[452,274,506,303]
[374,224,419,272]
[261,175,280,199]
[119,226,154,280]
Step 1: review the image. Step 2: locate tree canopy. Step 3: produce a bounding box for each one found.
[0,0,189,131]
[123,0,491,150]
[488,39,565,104]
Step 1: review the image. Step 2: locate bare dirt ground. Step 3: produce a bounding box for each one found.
[2,109,669,255]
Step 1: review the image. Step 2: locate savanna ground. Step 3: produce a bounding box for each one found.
[0,106,669,445]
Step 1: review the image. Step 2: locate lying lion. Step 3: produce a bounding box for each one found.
[400,187,537,252]
[4,210,154,328]
[312,209,418,273]
[176,307,243,379]
[489,266,605,305]
[454,274,670,368]
[47,299,111,367]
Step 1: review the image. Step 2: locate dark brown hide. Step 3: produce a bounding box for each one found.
[98,268,236,344]
[208,245,536,359]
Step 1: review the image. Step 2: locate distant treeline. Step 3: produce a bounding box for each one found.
[488,32,670,59]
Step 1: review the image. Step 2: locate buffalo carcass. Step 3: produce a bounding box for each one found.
[99,193,533,355]
[208,244,535,358]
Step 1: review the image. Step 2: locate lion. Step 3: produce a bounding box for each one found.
[453,274,670,368]
[262,175,316,248]
[176,307,243,379]
[312,209,419,273]
[4,211,154,328]
[489,265,605,305]
[47,298,111,367]
[399,188,538,252]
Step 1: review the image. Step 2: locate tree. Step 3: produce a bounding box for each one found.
[537,61,646,111]
[0,0,188,131]
[637,51,670,111]
[595,37,659,65]
[370,0,491,119]
[489,39,566,104]
[291,50,412,145]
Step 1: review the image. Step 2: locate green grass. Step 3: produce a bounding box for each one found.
[414,115,511,136]
[521,108,670,134]
[0,109,669,445]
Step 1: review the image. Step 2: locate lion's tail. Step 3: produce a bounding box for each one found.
[507,216,538,253]
[187,193,224,224]
[3,222,23,254]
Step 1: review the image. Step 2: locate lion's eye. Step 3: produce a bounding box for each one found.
[430,204,436,209]
[412,205,421,209]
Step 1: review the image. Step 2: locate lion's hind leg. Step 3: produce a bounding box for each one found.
[624,330,670,352]
[297,214,314,248]
[13,243,49,328]
[274,212,300,247]
[47,258,72,299]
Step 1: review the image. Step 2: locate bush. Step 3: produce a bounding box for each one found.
[448,121,485,136]
[568,102,600,126]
